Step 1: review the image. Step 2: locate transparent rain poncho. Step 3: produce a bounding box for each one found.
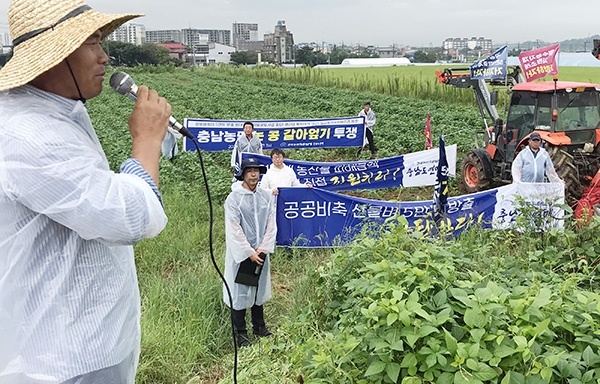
[511,146,561,183]
[0,85,167,383]
[223,182,277,310]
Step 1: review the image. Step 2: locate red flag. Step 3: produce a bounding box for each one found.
[518,43,560,82]
[423,113,433,150]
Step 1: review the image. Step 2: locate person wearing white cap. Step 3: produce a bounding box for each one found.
[0,0,171,383]
[511,132,561,183]
[224,158,277,347]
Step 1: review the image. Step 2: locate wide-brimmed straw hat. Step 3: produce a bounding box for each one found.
[0,0,142,91]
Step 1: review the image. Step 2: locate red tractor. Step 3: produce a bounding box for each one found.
[436,67,600,208]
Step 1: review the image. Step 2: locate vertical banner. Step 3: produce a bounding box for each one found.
[470,45,508,80]
[431,136,449,223]
[518,44,560,82]
[423,113,432,150]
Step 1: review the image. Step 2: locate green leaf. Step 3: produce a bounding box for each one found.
[543,354,561,368]
[444,329,458,355]
[433,289,448,307]
[365,360,386,376]
[401,378,422,384]
[400,353,418,368]
[386,362,401,382]
[500,371,525,384]
[387,313,398,326]
[454,371,483,384]
[437,372,454,384]
[472,362,498,380]
[494,344,517,358]
[470,329,486,343]
[464,308,487,328]
[529,288,553,309]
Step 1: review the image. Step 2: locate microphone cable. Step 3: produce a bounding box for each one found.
[187,137,240,384]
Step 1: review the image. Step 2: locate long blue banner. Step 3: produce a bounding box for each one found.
[275,182,563,247]
[183,117,366,152]
[243,145,457,191]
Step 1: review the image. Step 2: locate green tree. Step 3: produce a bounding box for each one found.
[230,51,258,65]
[295,46,315,66]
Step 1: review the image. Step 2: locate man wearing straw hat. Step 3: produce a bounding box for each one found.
[0,0,171,383]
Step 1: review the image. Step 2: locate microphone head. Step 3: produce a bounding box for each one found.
[109,72,135,96]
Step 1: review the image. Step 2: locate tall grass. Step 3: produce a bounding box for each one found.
[203,65,476,105]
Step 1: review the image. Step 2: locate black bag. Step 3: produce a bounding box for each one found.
[235,252,266,287]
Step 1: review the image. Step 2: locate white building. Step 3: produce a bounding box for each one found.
[107,23,146,45]
[187,42,236,65]
[0,32,11,47]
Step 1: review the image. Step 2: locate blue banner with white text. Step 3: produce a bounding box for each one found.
[182,117,366,152]
[470,45,508,80]
[275,182,563,247]
[243,145,457,191]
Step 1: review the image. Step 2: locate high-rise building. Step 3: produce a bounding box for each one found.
[181,28,230,46]
[106,23,146,45]
[146,30,182,44]
[443,37,492,52]
[232,22,259,49]
[0,32,12,47]
[263,21,294,64]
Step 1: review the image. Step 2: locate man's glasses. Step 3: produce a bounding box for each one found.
[530,138,541,142]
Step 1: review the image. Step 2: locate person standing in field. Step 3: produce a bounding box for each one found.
[231,121,264,167]
[0,0,171,383]
[357,101,377,159]
[224,158,277,347]
[511,132,561,183]
[260,148,312,196]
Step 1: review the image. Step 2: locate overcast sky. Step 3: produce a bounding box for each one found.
[1,0,598,47]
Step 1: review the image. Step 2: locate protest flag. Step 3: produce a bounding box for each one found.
[423,113,433,150]
[518,44,560,82]
[469,45,508,80]
[431,135,449,224]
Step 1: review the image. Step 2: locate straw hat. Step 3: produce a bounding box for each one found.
[0,0,142,91]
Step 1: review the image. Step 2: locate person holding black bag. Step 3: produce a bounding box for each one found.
[224,157,277,347]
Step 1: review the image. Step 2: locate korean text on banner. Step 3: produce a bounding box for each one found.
[244,145,457,191]
[518,44,560,82]
[275,182,563,248]
[183,117,366,152]
[470,45,508,80]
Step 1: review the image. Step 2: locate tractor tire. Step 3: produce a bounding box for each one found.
[547,145,584,204]
[460,152,491,194]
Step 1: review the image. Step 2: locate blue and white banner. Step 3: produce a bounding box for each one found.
[243,145,457,191]
[182,117,366,152]
[275,182,563,247]
[470,45,508,80]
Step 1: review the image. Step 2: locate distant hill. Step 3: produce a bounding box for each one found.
[503,35,600,53]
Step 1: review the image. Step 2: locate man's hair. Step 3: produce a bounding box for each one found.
[364,101,371,106]
[243,121,254,129]
[270,148,285,158]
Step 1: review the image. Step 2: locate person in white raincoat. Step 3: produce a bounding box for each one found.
[224,157,277,347]
[511,132,561,183]
[230,121,264,167]
[0,0,171,383]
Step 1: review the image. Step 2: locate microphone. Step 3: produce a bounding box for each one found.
[109,71,194,140]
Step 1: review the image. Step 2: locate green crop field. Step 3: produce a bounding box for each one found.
[81,65,600,384]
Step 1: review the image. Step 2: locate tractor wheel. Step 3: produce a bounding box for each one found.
[547,145,584,204]
[460,152,491,193]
